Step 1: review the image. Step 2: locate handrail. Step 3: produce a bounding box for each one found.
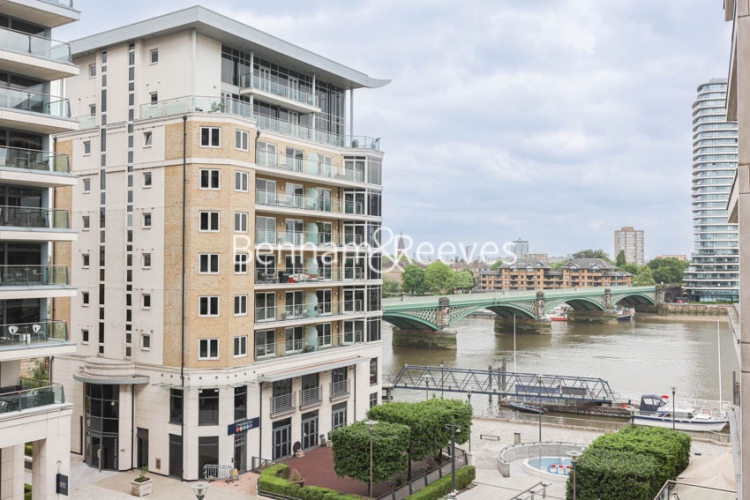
[653,480,736,500]
[0,146,69,173]
[511,481,550,500]
[0,87,70,118]
[0,265,69,286]
[0,205,70,229]
[0,27,71,62]
[0,383,65,414]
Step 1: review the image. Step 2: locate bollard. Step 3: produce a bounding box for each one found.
[514,432,521,445]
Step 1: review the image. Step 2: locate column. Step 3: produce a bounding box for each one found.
[0,445,24,500]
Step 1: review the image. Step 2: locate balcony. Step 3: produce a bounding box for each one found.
[256,152,367,185]
[255,229,367,248]
[256,191,366,218]
[0,28,77,80]
[255,267,365,287]
[239,73,320,113]
[0,87,75,134]
[330,379,350,401]
[0,1,80,29]
[0,205,74,241]
[255,331,365,362]
[0,320,73,361]
[270,392,295,417]
[300,386,322,409]
[255,301,365,326]
[0,380,65,416]
[0,146,72,187]
[0,265,72,299]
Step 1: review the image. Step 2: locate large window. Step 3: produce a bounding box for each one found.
[169,388,183,424]
[234,386,247,421]
[233,336,247,358]
[256,330,275,359]
[198,388,219,426]
[316,323,332,348]
[85,384,119,436]
[332,402,347,430]
[198,436,219,478]
[370,358,378,385]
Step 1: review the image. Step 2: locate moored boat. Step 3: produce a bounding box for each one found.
[509,401,549,414]
[633,394,727,432]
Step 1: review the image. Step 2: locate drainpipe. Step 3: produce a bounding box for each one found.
[353,366,357,420]
[254,130,260,164]
[258,382,263,465]
[180,115,187,481]
[130,384,135,470]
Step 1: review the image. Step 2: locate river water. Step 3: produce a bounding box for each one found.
[382,316,739,405]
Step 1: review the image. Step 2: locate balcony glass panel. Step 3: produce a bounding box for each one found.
[0,206,69,229]
[0,382,64,414]
[0,319,68,348]
[0,88,70,118]
[0,265,67,286]
[0,147,69,173]
[0,28,71,62]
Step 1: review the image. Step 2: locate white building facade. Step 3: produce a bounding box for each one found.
[55,6,386,481]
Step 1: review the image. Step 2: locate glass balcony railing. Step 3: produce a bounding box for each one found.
[255,229,366,247]
[0,381,65,415]
[0,146,69,173]
[76,115,96,130]
[0,27,71,63]
[254,300,364,323]
[0,319,68,347]
[255,267,364,285]
[39,0,76,9]
[256,152,365,183]
[255,331,365,361]
[0,265,68,286]
[239,74,318,107]
[256,190,364,215]
[0,205,69,229]
[0,87,70,118]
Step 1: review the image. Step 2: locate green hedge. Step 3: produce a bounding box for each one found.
[405,466,475,500]
[259,463,363,500]
[566,448,660,500]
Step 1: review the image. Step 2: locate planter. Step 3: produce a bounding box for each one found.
[130,478,153,497]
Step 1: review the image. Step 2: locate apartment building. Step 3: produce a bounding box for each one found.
[0,0,81,498]
[476,258,631,291]
[54,7,386,480]
[614,226,645,265]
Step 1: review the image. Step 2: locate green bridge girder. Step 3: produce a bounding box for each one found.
[382,286,657,331]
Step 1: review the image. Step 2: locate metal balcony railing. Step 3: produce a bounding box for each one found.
[255,267,364,285]
[270,392,295,417]
[256,190,364,215]
[0,265,68,286]
[0,382,65,414]
[240,73,318,107]
[330,379,350,401]
[256,153,366,183]
[0,27,71,62]
[0,146,69,173]
[0,205,69,229]
[300,386,322,409]
[0,320,68,347]
[0,87,70,118]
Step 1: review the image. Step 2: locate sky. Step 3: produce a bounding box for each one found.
[56,0,733,260]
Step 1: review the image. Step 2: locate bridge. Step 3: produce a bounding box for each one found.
[382,286,657,348]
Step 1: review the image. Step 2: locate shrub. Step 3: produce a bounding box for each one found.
[405,466,475,500]
[567,448,660,500]
[258,462,363,499]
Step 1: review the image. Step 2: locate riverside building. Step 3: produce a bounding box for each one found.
[0,0,81,498]
[55,6,386,480]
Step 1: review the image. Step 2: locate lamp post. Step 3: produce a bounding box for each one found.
[567,451,582,500]
[190,482,210,500]
[467,389,472,454]
[671,387,676,431]
[364,420,378,499]
[538,374,543,467]
[445,424,461,499]
[420,375,433,401]
[440,360,445,397]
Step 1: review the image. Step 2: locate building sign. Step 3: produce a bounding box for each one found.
[228,417,260,435]
[56,473,69,496]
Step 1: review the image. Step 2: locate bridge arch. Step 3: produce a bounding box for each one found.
[381,312,439,331]
[612,292,656,306]
[564,297,606,312]
[449,303,538,325]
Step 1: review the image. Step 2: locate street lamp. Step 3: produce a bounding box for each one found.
[466,389,472,454]
[190,482,210,500]
[364,420,378,499]
[567,451,582,500]
[440,360,445,397]
[420,375,433,401]
[671,387,676,431]
[538,374,543,467]
[445,424,461,499]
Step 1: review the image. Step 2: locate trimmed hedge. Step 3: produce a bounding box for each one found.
[259,463,364,500]
[566,448,660,500]
[405,466,476,500]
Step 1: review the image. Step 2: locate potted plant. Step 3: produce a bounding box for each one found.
[130,466,153,497]
[289,468,305,488]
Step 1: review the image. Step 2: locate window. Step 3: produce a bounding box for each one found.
[199,339,219,360]
[235,171,248,192]
[142,293,151,309]
[143,172,152,187]
[235,130,248,151]
[234,253,248,274]
[198,388,219,425]
[142,212,152,228]
[82,292,90,306]
[316,323,332,348]
[255,330,275,358]
[199,297,220,317]
[199,254,219,274]
[150,92,158,105]
[234,386,247,421]
[369,392,378,409]
[234,336,247,358]
[200,127,221,148]
[89,104,96,116]
[332,402,347,430]
[370,358,378,385]
[234,294,247,316]
[200,169,220,189]
[169,389,183,424]
[89,64,96,78]
[82,216,90,230]
[142,253,152,269]
[256,141,277,167]
[84,141,91,155]
[82,253,90,268]
[234,212,248,233]
[83,178,91,193]
[141,334,151,350]
[82,329,89,344]
[150,48,159,64]
[143,131,152,147]
[199,211,219,231]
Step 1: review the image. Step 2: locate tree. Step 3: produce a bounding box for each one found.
[633,266,655,286]
[490,259,503,270]
[454,270,475,292]
[647,258,690,285]
[383,278,400,297]
[402,265,426,295]
[550,261,566,270]
[424,261,456,294]
[27,357,49,386]
[331,421,410,488]
[572,249,613,262]
[620,263,640,275]
[616,250,627,268]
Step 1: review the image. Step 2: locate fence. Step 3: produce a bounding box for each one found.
[510,481,550,499]
[250,456,275,473]
[202,464,233,481]
[377,448,468,500]
[653,480,735,500]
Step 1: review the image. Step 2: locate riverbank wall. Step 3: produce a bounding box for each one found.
[635,303,729,317]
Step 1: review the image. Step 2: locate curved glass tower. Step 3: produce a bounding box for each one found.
[683,79,739,302]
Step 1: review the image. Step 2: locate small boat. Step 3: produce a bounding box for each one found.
[617,307,635,322]
[546,306,568,322]
[509,402,548,414]
[633,394,728,432]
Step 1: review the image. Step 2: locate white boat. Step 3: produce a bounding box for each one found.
[633,394,727,432]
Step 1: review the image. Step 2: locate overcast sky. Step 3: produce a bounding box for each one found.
[57,0,732,260]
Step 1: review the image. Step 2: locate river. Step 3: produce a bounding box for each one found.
[382,316,739,404]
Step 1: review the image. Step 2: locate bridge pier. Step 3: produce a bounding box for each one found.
[391,327,457,349]
[567,310,619,323]
[493,316,551,334]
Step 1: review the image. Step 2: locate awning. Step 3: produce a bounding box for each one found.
[258,355,369,383]
[73,373,150,385]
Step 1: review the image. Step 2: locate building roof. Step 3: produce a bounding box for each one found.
[501,258,550,270]
[69,5,389,91]
[560,258,617,270]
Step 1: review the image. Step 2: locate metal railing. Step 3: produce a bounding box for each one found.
[0,87,70,118]
[271,392,295,417]
[0,265,68,286]
[653,480,735,500]
[0,205,69,229]
[0,27,71,62]
[0,383,64,414]
[377,447,468,500]
[0,320,68,347]
[300,386,322,409]
[0,146,69,173]
[511,481,550,500]
[330,379,350,400]
[254,300,365,323]
[255,332,365,361]
[255,267,364,285]
[203,464,233,481]
[254,229,367,247]
[256,153,366,183]
[240,73,318,107]
[256,190,364,215]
